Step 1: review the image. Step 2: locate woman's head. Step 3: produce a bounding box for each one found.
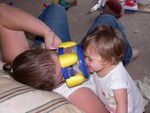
[82,25,125,73]
[3,47,63,91]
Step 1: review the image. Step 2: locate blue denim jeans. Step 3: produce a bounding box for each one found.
[35,4,71,42]
[35,4,132,65]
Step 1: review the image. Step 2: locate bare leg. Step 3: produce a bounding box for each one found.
[68,87,109,113]
[0,24,29,63]
[130,47,140,62]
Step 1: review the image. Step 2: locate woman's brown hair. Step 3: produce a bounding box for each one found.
[82,25,125,64]
[3,47,56,91]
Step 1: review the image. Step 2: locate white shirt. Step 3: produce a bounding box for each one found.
[53,75,96,98]
[93,62,144,113]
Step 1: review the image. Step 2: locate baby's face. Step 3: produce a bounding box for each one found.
[84,47,106,74]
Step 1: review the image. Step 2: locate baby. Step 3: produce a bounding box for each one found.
[82,24,144,113]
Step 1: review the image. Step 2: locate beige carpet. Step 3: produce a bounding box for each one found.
[138,4,150,13]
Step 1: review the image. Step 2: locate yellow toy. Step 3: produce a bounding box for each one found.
[58,41,89,87]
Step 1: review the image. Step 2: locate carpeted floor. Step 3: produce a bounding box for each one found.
[1,0,150,112]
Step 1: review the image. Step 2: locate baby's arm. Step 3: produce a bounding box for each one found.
[113,89,128,113]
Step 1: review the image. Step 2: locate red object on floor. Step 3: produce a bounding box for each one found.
[125,0,135,7]
[43,3,48,7]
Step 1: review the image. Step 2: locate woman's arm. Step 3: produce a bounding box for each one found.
[68,87,109,113]
[0,3,61,49]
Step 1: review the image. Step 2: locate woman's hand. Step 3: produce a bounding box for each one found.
[44,30,62,49]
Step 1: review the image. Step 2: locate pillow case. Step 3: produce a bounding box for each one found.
[0,71,84,113]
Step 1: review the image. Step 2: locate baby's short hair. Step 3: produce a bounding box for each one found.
[82,25,125,64]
